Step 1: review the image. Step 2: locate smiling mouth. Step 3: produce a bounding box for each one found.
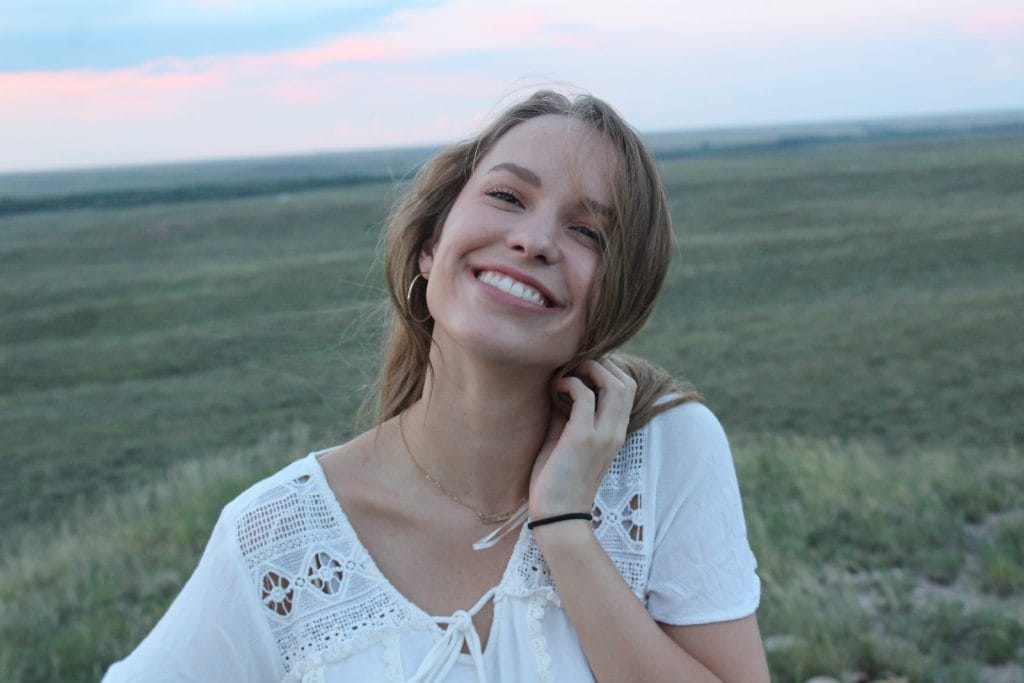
[476,270,551,307]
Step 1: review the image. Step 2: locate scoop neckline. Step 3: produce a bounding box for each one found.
[304,450,530,647]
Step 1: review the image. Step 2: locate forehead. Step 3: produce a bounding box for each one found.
[476,115,619,199]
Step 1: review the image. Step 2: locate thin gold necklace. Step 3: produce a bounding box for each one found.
[398,415,527,525]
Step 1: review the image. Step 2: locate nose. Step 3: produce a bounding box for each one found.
[506,213,561,264]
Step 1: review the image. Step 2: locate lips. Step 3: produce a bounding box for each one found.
[475,270,553,307]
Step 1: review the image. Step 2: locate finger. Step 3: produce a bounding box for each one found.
[553,375,597,429]
[600,357,635,390]
[601,359,637,414]
[555,368,629,483]
[572,359,625,393]
[554,375,596,407]
[572,360,632,425]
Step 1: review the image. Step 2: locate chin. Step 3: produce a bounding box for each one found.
[433,313,581,370]
[465,333,575,371]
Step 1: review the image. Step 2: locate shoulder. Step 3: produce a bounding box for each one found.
[222,453,324,520]
[640,400,741,524]
[590,400,733,596]
[642,399,730,467]
[645,398,725,437]
[595,399,727,517]
[219,453,342,567]
[604,399,729,491]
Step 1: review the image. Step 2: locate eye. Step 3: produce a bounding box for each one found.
[485,187,523,207]
[571,225,606,250]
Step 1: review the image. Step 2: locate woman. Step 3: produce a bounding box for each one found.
[104,90,768,682]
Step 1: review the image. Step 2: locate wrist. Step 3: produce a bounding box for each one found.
[527,512,593,530]
[529,514,596,549]
[529,497,595,522]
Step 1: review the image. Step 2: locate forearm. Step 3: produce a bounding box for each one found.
[533,519,722,683]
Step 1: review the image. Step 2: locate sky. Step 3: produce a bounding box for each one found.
[1,0,1022,173]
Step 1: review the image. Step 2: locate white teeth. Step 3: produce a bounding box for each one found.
[478,271,548,306]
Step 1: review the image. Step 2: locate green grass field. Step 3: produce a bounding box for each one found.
[1,126,1022,681]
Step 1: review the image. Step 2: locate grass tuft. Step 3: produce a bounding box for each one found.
[739,438,1024,681]
[980,515,1024,597]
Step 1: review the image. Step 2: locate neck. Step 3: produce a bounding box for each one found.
[398,346,554,512]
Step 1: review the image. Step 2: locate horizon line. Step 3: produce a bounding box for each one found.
[3,105,1023,178]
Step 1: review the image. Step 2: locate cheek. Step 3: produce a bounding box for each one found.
[580,255,605,317]
[573,248,602,292]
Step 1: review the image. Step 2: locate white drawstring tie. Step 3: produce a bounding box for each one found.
[408,587,496,683]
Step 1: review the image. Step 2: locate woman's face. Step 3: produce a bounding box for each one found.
[419,114,619,371]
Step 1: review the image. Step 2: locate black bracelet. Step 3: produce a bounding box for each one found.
[527,512,593,529]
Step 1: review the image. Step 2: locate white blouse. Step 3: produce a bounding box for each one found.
[104,402,760,683]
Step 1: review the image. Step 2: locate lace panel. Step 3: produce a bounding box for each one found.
[236,468,416,676]
[510,429,651,603]
[238,474,344,573]
[277,590,412,669]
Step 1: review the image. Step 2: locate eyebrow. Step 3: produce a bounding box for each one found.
[582,198,612,219]
[487,162,541,187]
[487,162,612,219]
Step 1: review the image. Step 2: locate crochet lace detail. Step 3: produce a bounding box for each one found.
[512,429,649,604]
[526,594,554,683]
[236,470,420,679]
[590,429,649,597]
[237,429,650,676]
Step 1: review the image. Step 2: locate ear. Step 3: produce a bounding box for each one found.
[418,239,434,277]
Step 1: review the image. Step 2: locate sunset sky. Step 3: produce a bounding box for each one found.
[2,0,1022,173]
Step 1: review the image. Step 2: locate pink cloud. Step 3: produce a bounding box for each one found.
[252,37,409,69]
[238,4,568,71]
[0,67,217,99]
[0,63,224,124]
[961,10,1024,39]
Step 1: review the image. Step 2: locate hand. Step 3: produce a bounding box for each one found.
[529,358,637,519]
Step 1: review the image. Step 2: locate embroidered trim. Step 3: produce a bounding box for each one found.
[260,566,296,617]
[527,594,554,683]
[283,623,437,683]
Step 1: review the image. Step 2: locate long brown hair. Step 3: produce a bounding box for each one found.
[376,90,699,433]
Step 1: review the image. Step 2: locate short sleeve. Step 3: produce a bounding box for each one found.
[645,402,760,625]
[102,505,283,683]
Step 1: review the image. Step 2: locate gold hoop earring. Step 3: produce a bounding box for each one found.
[406,273,431,324]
